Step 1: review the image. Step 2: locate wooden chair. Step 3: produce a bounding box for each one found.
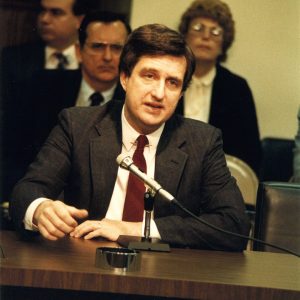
[225,154,258,209]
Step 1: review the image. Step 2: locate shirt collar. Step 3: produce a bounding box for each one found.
[121,106,165,152]
[45,44,78,68]
[193,66,216,87]
[102,83,117,103]
[81,78,117,104]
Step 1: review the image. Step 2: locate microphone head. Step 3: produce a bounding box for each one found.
[116,153,133,170]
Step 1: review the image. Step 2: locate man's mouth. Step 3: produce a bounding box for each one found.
[145,102,164,111]
[99,66,114,72]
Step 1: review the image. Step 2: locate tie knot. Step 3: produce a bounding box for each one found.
[136,135,149,152]
[89,92,104,106]
[54,52,68,69]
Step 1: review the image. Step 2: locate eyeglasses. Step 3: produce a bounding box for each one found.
[84,42,124,55]
[189,23,223,39]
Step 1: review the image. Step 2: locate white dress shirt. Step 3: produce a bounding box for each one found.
[184,67,216,123]
[106,107,164,237]
[75,79,116,107]
[24,106,164,238]
[45,45,79,70]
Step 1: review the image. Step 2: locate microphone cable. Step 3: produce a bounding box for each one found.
[172,198,300,258]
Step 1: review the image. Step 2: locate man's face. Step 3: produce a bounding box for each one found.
[37,0,82,49]
[77,21,128,90]
[121,55,186,134]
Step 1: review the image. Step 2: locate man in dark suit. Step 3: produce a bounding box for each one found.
[1,10,131,200]
[10,24,250,251]
[1,0,86,200]
[177,0,261,175]
[1,0,86,85]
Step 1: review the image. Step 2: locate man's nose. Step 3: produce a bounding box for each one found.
[103,45,113,61]
[39,11,51,23]
[151,80,165,100]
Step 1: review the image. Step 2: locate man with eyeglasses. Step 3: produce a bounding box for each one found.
[74,11,131,107]
[176,0,261,176]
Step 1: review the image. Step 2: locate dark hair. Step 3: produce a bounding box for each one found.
[72,0,88,16]
[38,0,88,16]
[119,24,195,92]
[78,10,132,47]
[179,0,235,62]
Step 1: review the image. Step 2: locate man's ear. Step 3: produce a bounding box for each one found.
[120,72,128,91]
[75,42,82,63]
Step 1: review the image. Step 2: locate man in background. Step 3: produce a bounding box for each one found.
[1,0,87,200]
[1,6,131,201]
[1,0,86,85]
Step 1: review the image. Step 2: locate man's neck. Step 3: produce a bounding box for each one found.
[83,75,118,93]
[47,37,78,52]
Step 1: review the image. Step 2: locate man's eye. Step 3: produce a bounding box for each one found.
[111,44,123,52]
[92,43,105,50]
[51,9,65,16]
[168,79,179,87]
[144,73,154,79]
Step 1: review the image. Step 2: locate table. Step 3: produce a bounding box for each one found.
[1,230,299,299]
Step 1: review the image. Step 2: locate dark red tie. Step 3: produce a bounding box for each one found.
[122,135,149,222]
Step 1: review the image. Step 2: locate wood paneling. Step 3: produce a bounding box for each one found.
[0,0,40,47]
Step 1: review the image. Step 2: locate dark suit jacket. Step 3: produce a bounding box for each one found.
[176,65,261,175]
[1,41,45,90]
[10,101,250,251]
[0,41,55,199]
[1,64,125,200]
[29,69,125,149]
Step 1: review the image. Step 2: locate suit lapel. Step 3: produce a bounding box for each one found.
[89,105,122,217]
[154,118,188,216]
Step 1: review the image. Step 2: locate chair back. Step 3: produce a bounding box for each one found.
[253,182,300,254]
[225,154,258,207]
[259,137,294,182]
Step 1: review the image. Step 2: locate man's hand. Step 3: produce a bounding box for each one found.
[33,199,88,240]
[70,218,143,241]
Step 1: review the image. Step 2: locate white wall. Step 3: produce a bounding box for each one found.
[130,0,300,139]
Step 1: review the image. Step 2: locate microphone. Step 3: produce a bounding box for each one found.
[116,154,300,257]
[117,154,174,202]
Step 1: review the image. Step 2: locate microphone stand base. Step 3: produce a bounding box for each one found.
[117,235,170,252]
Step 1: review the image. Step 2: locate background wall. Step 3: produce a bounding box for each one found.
[130,0,300,140]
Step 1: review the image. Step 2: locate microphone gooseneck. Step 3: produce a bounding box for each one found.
[117,154,174,202]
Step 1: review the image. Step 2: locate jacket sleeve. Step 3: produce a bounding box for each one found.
[155,127,251,251]
[9,109,73,232]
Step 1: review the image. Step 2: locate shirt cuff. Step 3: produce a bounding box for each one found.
[23,198,48,231]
